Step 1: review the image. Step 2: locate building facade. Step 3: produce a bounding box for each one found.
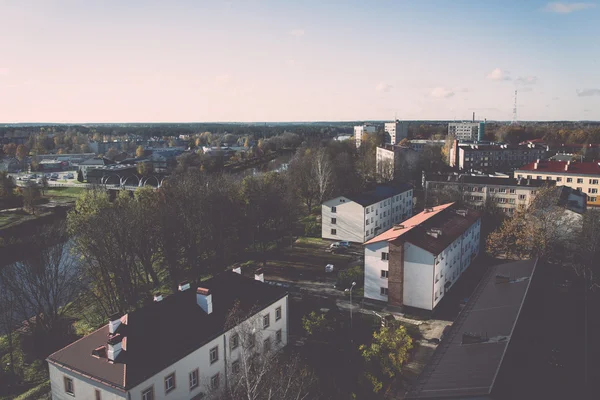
[364,204,481,311]
[321,184,414,243]
[354,124,376,148]
[408,139,446,153]
[448,122,482,142]
[384,120,409,145]
[47,272,288,400]
[449,142,547,172]
[515,160,600,207]
[376,145,419,181]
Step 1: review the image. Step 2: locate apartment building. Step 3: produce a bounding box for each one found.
[449,142,547,172]
[376,145,419,181]
[364,203,481,311]
[47,271,288,400]
[515,160,600,207]
[354,124,377,148]
[408,139,445,153]
[425,174,553,214]
[448,122,484,142]
[384,120,409,145]
[321,184,414,243]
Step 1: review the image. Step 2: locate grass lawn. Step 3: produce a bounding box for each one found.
[0,210,52,229]
[44,187,84,198]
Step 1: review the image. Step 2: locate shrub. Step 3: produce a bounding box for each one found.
[336,265,364,290]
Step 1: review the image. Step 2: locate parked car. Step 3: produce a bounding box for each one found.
[325,264,334,273]
[329,243,340,249]
[66,173,74,179]
[338,241,351,248]
[50,177,57,181]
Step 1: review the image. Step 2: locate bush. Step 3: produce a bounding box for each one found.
[13,380,50,400]
[336,265,364,290]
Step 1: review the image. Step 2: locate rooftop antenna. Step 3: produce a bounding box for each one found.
[511,90,518,125]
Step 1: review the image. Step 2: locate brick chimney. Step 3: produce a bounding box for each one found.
[254,268,264,282]
[196,287,213,314]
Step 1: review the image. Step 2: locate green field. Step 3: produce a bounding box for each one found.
[44,187,84,198]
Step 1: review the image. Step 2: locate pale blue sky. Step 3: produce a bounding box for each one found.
[0,0,598,122]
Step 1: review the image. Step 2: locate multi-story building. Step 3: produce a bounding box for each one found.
[47,271,288,400]
[384,120,409,145]
[408,139,445,153]
[354,124,376,148]
[321,184,414,243]
[449,142,547,172]
[515,160,600,207]
[448,122,485,142]
[376,145,419,181]
[364,203,481,311]
[425,174,554,214]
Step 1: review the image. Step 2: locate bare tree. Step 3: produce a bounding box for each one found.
[376,158,395,183]
[312,148,334,205]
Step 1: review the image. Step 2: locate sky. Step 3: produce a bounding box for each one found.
[0,0,599,123]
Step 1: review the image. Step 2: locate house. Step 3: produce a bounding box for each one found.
[47,271,288,400]
[406,259,538,399]
[515,160,600,207]
[78,158,116,180]
[321,184,414,243]
[363,203,481,311]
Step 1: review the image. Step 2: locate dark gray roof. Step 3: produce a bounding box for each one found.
[79,157,115,166]
[427,174,554,188]
[346,183,413,207]
[47,272,287,391]
[407,259,538,399]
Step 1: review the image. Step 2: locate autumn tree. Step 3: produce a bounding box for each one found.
[3,143,17,158]
[135,145,145,158]
[136,161,154,176]
[15,144,29,162]
[104,147,120,160]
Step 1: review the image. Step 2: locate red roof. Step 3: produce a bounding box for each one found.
[365,203,454,245]
[516,160,600,176]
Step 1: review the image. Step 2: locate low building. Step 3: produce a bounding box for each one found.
[354,124,376,148]
[86,165,138,185]
[363,203,481,311]
[78,157,116,180]
[515,160,600,207]
[321,184,414,243]
[384,120,409,145]
[47,271,288,400]
[449,142,547,172]
[38,159,66,171]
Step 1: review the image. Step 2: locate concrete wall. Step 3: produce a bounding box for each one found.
[388,240,405,307]
[402,243,435,310]
[364,241,390,301]
[49,363,126,400]
[322,197,365,243]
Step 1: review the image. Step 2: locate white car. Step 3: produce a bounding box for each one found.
[325,264,334,273]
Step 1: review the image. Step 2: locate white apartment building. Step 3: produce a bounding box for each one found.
[322,184,414,243]
[448,122,483,142]
[384,120,409,145]
[47,271,288,400]
[354,124,377,148]
[364,203,481,311]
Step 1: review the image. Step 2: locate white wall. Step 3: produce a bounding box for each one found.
[49,363,126,400]
[321,197,365,243]
[364,241,390,301]
[402,243,435,310]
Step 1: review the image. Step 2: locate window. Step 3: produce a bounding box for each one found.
[232,360,240,374]
[591,179,599,185]
[557,177,562,182]
[142,387,154,400]
[590,197,597,202]
[331,228,337,235]
[209,346,219,364]
[64,377,74,395]
[381,252,389,261]
[366,219,370,226]
[275,306,282,321]
[509,199,515,204]
[519,194,526,200]
[499,188,506,193]
[589,188,598,194]
[230,334,239,350]
[264,337,271,352]
[509,189,516,194]
[165,373,176,394]
[211,374,220,390]
[263,314,270,329]
[578,178,584,183]
[95,389,102,400]
[276,329,282,343]
[366,208,370,214]
[190,369,199,390]
[567,178,573,183]
[381,270,389,278]
[331,206,336,213]
[546,176,552,180]
[380,287,389,296]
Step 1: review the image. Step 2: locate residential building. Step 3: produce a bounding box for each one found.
[384,120,409,145]
[515,160,600,207]
[363,203,481,311]
[449,142,547,172]
[354,124,376,148]
[448,122,484,142]
[321,184,414,243]
[408,139,445,153]
[78,157,116,180]
[406,259,538,399]
[47,271,288,400]
[425,174,555,215]
[376,145,419,181]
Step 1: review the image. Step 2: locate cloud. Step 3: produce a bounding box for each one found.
[576,88,600,96]
[431,87,455,98]
[289,29,305,37]
[215,74,232,85]
[543,2,596,13]
[0,67,8,76]
[487,68,511,81]
[375,82,393,92]
[515,76,538,85]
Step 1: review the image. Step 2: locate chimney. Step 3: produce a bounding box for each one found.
[473,112,475,122]
[178,281,191,292]
[232,267,242,274]
[565,164,569,171]
[254,268,264,283]
[196,287,213,314]
[153,293,163,302]
[107,333,123,362]
[534,162,538,170]
[108,313,122,334]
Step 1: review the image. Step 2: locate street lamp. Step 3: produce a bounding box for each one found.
[345,281,357,330]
